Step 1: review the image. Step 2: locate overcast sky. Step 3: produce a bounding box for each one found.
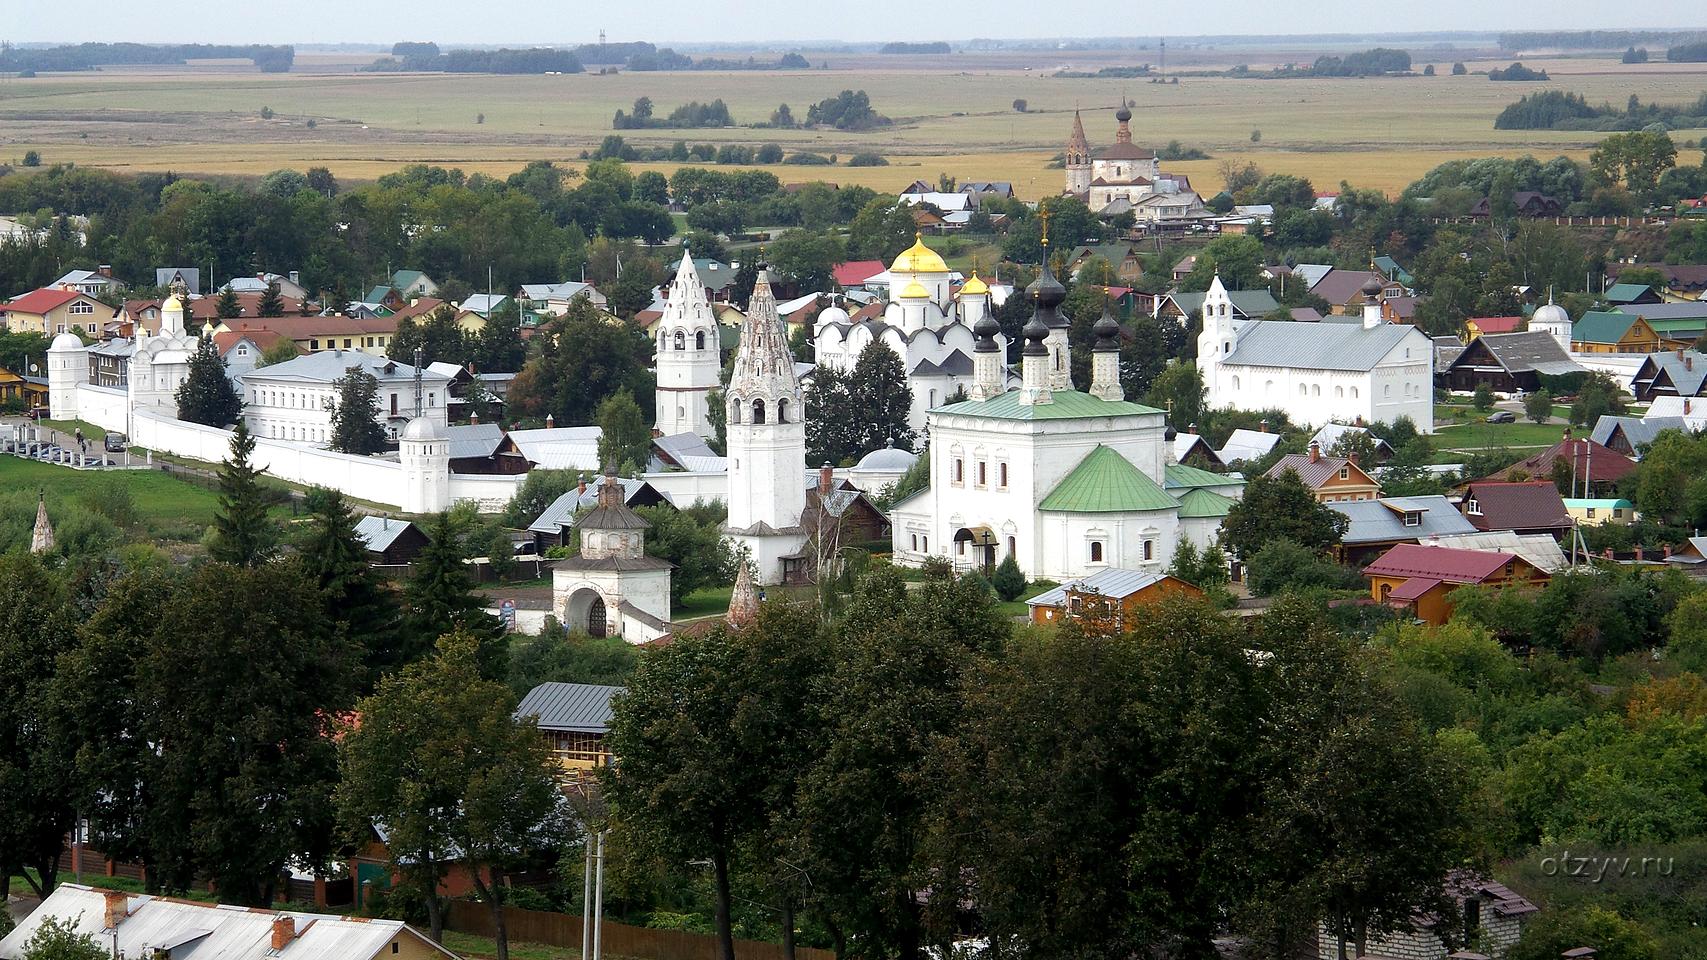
[4,0,1701,46]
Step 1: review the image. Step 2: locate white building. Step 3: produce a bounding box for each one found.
[724,265,810,585]
[652,253,722,439]
[553,471,673,643]
[890,262,1244,582]
[1065,105,1203,218]
[241,349,451,444]
[1198,275,1436,433]
[813,234,1012,437]
[126,293,199,415]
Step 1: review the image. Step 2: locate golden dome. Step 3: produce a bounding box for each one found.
[900,280,931,299]
[889,233,950,274]
[959,273,989,297]
[162,294,184,312]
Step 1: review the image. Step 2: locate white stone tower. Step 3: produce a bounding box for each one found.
[968,309,1005,402]
[399,416,450,514]
[1064,109,1092,196]
[47,331,88,422]
[552,470,673,643]
[653,252,723,439]
[1531,290,1572,353]
[1196,274,1236,393]
[723,265,808,585]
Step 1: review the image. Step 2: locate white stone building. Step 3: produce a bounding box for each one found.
[1065,105,1202,217]
[814,234,1013,438]
[890,261,1243,582]
[652,254,722,439]
[241,349,451,444]
[127,293,199,416]
[553,471,673,644]
[1198,274,1436,433]
[724,266,810,585]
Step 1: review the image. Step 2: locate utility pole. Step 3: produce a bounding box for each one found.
[592,831,607,960]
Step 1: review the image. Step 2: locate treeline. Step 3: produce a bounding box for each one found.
[1669,42,1707,63]
[1299,47,1412,76]
[880,41,951,54]
[1488,61,1550,81]
[573,40,811,71]
[371,47,583,74]
[612,97,734,130]
[805,89,890,130]
[1496,88,1707,130]
[0,42,293,73]
[1498,30,1707,49]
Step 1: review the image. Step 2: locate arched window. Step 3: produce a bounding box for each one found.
[999,462,1008,487]
[658,331,668,350]
[1335,386,1344,399]
[1143,539,1154,561]
[1299,383,1308,396]
[695,330,706,350]
[1007,536,1016,556]
[1231,375,1241,391]
[1351,387,1360,399]
[777,398,789,423]
[929,388,937,407]
[1312,384,1321,396]
[1384,385,1391,398]
[674,330,685,350]
[730,401,741,425]
[1090,541,1104,562]
[752,399,766,424]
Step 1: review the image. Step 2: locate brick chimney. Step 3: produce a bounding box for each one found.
[1347,450,1360,467]
[97,264,113,278]
[1259,418,1269,433]
[1308,440,1322,463]
[1687,398,1694,416]
[1688,355,1695,372]
[271,916,298,951]
[102,890,129,930]
[545,412,555,428]
[469,410,479,424]
[818,462,834,496]
[577,479,587,495]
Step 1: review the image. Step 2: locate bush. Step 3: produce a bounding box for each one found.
[1246,539,1363,597]
[991,554,1026,601]
[1472,382,1495,411]
[22,150,41,167]
[1249,128,1261,143]
[847,152,888,166]
[783,152,833,165]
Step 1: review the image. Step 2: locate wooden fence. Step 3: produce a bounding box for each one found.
[445,899,835,960]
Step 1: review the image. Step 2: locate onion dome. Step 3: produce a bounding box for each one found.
[890,233,950,274]
[900,280,931,299]
[959,272,989,297]
[1116,101,1132,122]
[1026,259,1066,311]
[973,312,1001,353]
[1092,307,1122,352]
[1021,314,1050,357]
[1361,273,1385,297]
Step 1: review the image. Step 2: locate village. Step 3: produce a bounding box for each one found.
[4,28,1707,960]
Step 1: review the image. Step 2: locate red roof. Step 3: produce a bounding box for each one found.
[1461,480,1573,532]
[1470,316,1525,334]
[212,328,289,355]
[125,293,310,323]
[1363,543,1520,584]
[1498,436,1636,486]
[832,261,886,288]
[3,287,83,315]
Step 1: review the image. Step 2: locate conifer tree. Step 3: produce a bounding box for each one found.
[215,286,242,320]
[257,280,286,317]
[991,553,1027,601]
[297,487,401,687]
[175,336,242,427]
[208,419,278,568]
[326,367,388,455]
[845,340,915,454]
[403,511,505,677]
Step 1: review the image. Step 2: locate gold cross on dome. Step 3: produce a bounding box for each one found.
[1039,207,1052,249]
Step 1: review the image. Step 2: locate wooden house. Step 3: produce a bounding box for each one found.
[1264,442,1381,503]
[1572,311,1663,353]
[1363,543,1549,626]
[1027,568,1202,631]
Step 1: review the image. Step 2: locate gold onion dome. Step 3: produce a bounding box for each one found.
[959,272,990,296]
[900,280,932,299]
[890,233,950,274]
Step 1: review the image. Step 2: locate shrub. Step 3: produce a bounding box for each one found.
[22,150,41,167]
[991,554,1026,601]
[847,152,888,166]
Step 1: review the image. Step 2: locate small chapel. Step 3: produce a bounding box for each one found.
[552,469,674,644]
[1063,103,1201,217]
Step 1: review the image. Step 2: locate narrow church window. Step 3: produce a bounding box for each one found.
[923,536,929,552]
[999,463,1008,487]
[696,331,706,350]
[1090,542,1103,562]
[777,399,789,423]
[911,534,918,551]
[1007,536,1016,555]
[1143,540,1154,561]
[954,459,964,483]
[977,462,986,485]
[752,399,766,424]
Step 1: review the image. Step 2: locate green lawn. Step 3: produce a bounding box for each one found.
[39,417,108,441]
[1433,419,1572,451]
[0,455,224,535]
[675,585,734,620]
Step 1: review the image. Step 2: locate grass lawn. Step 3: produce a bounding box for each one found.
[39,418,108,441]
[0,455,223,534]
[441,931,584,960]
[675,585,734,620]
[1434,419,1572,451]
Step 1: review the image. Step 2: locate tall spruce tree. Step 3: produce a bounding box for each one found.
[804,364,858,466]
[297,487,401,688]
[207,420,278,568]
[326,367,388,455]
[403,511,506,678]
[175,336,242,427]
[845,340,915,454]
[257,280,285,317]
[215,286,242,320]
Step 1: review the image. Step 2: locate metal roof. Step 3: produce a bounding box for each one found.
[515,682,622,733]
[1027,568,1172,608]
[1215,428,1282,464]
[1573,311,1645,345]
[1039,445,1179,513]
[933,388,1162,422]
[1420,530,1567,573]
[1362,543,1521,583]
[1165,289,1280,319]
[1591,415,1687,454]
[353,516,418,553]
[238,349,448,387]
[1175,487,1235,518]
[1454,331,1584,376]
[1330,495,1478,545]
[444,422,505,460]
[0,884,452,960]
[1223,319,1425,372]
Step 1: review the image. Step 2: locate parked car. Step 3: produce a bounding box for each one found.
[1486,411,1516,423]
[513,540,539,557]
[104,431,128,452]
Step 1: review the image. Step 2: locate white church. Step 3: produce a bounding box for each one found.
[1065,104,1206,220]
[1197,274,1436,432]
[651,253,723,439]
[890,258,1244,582]
[813,234,1014,437]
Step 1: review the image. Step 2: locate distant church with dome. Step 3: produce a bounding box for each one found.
[814,234,1016,438]
[1065,104,1205,220]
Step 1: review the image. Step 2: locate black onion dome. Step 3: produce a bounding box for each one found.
[1092,308,1121,351]
[1021,315,1050,356]
[973,312,1001,352]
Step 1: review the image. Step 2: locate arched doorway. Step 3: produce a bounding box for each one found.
[563,587,611,638]
[587,596,607,637]
[953,526,998,575]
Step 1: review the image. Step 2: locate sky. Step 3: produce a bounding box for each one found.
[3,0,1703,46]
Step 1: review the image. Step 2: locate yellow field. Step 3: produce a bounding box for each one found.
[2,52,1704,197]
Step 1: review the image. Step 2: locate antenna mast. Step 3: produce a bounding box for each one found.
[413,346,425,418]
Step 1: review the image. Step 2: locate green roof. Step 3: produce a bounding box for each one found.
[1604,283,1654,303]
[391,269,428,289]
[1373,255,1414,286]
[1563,498,1633,509]
[1176,487,1236,518]
[1164,461,1231,490]
[934,388,1163,421]
[1646,317,1707,334]
[1573,310,1640,344]
[1039,445,1179,513]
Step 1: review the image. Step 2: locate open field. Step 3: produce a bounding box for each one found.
[4,50,1707,196]
[0,455,223,532]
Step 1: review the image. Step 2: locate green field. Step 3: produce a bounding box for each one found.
[1433,419,1574,451]
[5,51,1707,195]
[0,456,223,532]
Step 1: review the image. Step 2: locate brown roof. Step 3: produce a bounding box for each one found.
[1311,269,1396,306]
[1095,142,1155,161]
[212,328,289,355]
[1461,481,1571,533]
[387,297,448,321]
[236,313,399,338]
[1265,452,1374,489]
[1497,435,1636,486]
[126,293,311,323]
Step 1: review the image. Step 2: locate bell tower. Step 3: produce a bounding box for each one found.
[653,251,723,439]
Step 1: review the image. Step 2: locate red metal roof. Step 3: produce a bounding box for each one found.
[1499,437,1636,485]
[1461,480,1573,532]
[1386,577,1443,601]
[3,287,83,315]
[1362,543,1520,583]
[1470,316,1524,334]
[832,260,885,288]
